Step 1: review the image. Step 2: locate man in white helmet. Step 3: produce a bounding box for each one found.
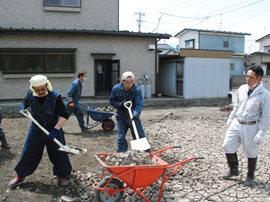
[9,75,72,187]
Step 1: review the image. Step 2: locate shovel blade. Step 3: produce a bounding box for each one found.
[130,137,150,151]
[59,145,86,155]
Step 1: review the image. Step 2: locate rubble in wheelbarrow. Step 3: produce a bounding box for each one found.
[93,106,116,113]
[100,150,161,166]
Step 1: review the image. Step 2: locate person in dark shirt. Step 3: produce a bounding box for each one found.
[9,75,72,187]
[0,107,9,147]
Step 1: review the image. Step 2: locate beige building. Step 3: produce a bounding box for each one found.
[0,0,170,100]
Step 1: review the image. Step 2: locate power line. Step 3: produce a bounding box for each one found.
[152,13,164,32]
[223,8,270,29]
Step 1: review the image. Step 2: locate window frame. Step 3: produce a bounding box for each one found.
[185,39,195,49]
[44,0,81,8]
[0,48,76,74]
[230,63,235,70]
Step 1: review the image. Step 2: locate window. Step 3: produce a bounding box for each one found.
[0,49,76,74]
[230,63,235,70]
[223,41,228,48]
[45,0,81,7]
[185,39,194,49]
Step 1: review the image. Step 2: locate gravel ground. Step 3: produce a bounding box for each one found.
[1,106,270,202]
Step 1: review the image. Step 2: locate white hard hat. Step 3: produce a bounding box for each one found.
[30,75,48,87]
[29,75,53,96]
[122,71,134,80]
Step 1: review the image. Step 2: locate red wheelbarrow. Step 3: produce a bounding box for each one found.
[93,146,204,202]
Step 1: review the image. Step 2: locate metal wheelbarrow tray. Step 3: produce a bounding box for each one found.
[79,103,115,131]
[93,146,204,202]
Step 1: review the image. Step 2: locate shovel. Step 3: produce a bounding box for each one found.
[123,101,150,151]
[20,109,87,155]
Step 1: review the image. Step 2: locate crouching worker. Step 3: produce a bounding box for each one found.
[109,71,149,153]
[9,75,72,187]
[222,65,270,187]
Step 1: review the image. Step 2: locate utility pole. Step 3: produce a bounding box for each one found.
[134,12,145,32]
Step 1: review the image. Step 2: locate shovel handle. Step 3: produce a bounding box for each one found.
[123,101,140,140]
[20,109,65,149]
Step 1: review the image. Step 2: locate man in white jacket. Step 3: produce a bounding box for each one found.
[222,65,270,186]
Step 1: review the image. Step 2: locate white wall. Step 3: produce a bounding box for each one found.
[178,31,199,49]
[183,58,230,99]
[259,37,270,52]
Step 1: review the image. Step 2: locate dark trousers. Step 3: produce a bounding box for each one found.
[15,126,72,177]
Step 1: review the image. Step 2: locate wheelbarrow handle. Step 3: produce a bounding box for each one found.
[20,109,65,150]
[151,146,181,156]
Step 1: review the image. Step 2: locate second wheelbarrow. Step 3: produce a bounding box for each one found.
[93,146,204,202]
[79,103,115,131]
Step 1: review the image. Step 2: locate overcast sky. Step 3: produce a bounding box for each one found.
[119,0,270,53]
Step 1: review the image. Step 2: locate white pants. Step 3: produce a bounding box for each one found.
[222,118,260,158]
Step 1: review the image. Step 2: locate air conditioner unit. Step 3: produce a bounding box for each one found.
[148,44,155,50]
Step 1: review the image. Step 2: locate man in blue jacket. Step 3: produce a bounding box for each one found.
[109,71,148,153]
[65,70,88,132]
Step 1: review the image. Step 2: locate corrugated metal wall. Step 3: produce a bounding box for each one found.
[183,57,230,99]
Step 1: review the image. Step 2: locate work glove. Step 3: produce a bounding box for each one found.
[48,128,59,141]
[131,115,138,122]
[120,100,126,107]
[254,134,264,145]
[19,104,25,113]
[226,119,232,127]
[69,101,74,107]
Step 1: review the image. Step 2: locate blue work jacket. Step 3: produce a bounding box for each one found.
[65,78,82,105]
[109,83,143,119]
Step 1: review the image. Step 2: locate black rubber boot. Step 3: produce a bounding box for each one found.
[222,153,239,179]
[0,135,9,147]
[80,125,88,132]
[244,158,257,187]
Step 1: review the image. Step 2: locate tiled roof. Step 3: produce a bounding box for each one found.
[0,27,171,39]
[175,28,251,37]
[255,34,270,42]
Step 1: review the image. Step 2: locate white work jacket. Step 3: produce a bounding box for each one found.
[227,82,270,138]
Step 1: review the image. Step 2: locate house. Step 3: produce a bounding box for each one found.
[157,43,179,56]
[0,0,171,100]
[244,34,270,75]
[156,28,250,98]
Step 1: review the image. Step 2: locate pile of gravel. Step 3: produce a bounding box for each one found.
[99,150,160,166]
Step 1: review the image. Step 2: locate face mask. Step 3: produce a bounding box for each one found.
[250,80,259,88]
[83,77,87,81]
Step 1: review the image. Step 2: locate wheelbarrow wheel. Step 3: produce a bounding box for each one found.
[95,177,124,202]
[102,119,115,131]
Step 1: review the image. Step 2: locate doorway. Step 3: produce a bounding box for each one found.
[95,60,120,97]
